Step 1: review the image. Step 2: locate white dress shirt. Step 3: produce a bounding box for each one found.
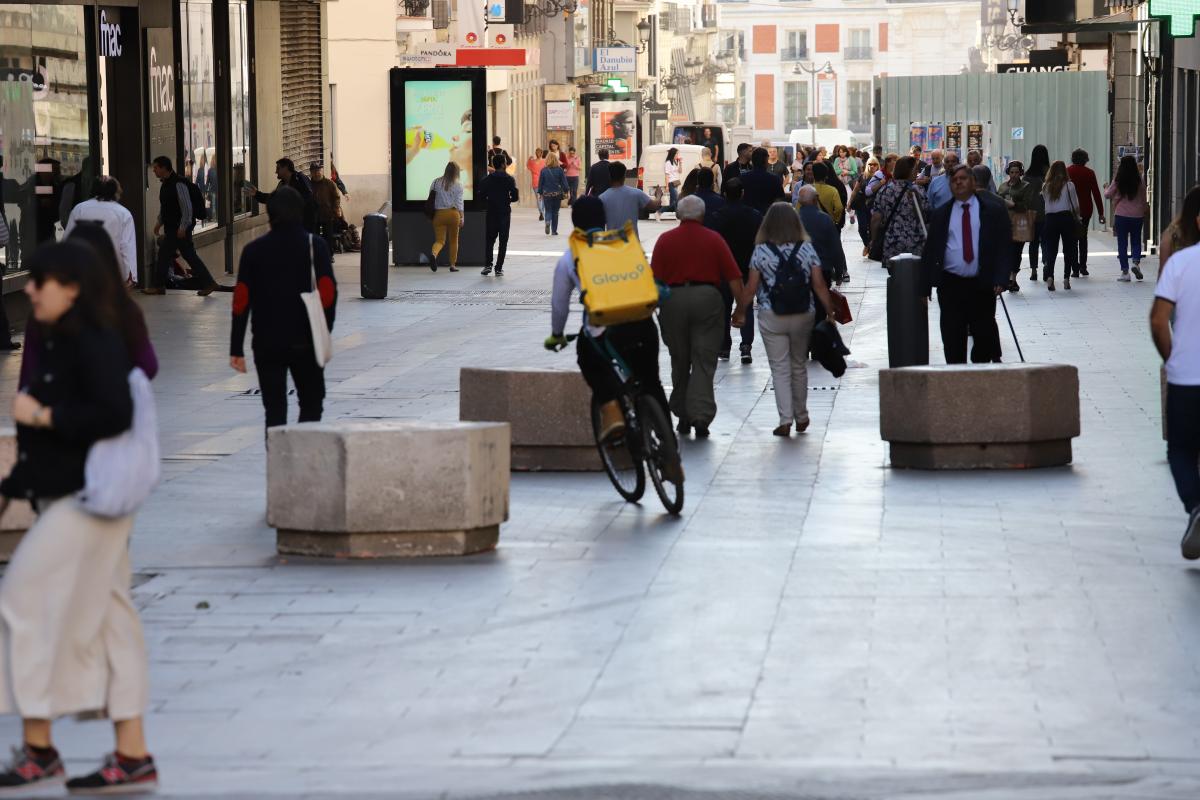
[944,194,981,278]
[64,198,139,282]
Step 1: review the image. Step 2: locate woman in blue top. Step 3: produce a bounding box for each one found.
[537,151,570,236]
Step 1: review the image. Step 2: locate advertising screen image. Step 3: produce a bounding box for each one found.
[589,100,637,168]
[403,80,474,201]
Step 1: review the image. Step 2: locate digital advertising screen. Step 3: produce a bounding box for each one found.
[403,79,474,201]
[588,98,638,169]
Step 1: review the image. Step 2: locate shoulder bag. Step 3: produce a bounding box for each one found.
[301,234,334,367]
[867,183,912,262]
[78,368,160,518]
[424,179,438,219]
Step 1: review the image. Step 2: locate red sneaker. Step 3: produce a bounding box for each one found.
[0,744,65,793]
[67,753,157,795]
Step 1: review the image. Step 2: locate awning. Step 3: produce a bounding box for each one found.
[1021,7,1143,34]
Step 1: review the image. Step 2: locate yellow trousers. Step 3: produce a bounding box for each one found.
[431,209,462,266]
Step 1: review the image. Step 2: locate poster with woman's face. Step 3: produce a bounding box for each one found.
[403,80,473,200]
[589,100,637,169]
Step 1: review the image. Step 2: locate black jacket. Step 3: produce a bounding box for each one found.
[585,160,612,196]
[799,205,847,284]
[255,173,317,232]
[479,171,519,217]
[740,167,787,214]
[922,190,1012,294]
[723,160,750,185]
[1,313,133,501]
[231,224,338,357]
[810,319,849,378]
[714,201,762,278]
[159,173,185,230]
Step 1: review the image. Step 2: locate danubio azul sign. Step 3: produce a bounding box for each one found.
[594,47,636,73]
[1151,0,1200,37]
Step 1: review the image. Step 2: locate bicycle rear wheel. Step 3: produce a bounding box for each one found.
[638,394,684,515]
[591,397,645,503]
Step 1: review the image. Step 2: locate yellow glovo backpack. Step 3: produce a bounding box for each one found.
[570,222,659,326]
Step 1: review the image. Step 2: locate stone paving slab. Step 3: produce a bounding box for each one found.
[0,211,1191,796]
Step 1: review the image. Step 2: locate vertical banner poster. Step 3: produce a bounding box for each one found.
[458,0,485,46]
[945,123,962,156]
[966,123,984,153]
[589,98,638,169]
[926,124,944,155]
[817,80,836,116]
[909,124,928,152]
[403,79,475,200]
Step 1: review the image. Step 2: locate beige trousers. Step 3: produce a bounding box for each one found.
[0,497,147,721]
[758,308,816,427]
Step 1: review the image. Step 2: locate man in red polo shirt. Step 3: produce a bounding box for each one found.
[651,195,748,438]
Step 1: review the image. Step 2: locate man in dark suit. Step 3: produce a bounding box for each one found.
[738,147,786,214]
[796,185,847,285]
[585,149,612,196]
[922,164,1012,364]
[715,178,762,364]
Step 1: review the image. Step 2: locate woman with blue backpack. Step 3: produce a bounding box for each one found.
[746,202,838,437]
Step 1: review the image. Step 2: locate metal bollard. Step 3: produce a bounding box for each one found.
[359,212,389,299]
[885,254,929,368]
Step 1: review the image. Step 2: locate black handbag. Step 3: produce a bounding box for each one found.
[424,189,436,219]
[867,182,912,262]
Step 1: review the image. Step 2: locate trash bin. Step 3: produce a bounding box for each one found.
[886,253,929,368]
[360,212,389,299]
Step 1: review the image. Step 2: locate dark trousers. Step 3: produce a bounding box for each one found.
[937,273,1001,364]
[857,207,872,248]
[544,196,562,234]
[575,318,670,413]
[1114,214,1144,271]
[1167,383,1200,513]
[155,229,215,289]
[486,212,511,267]
[567,177,579,205]
[1075,213,1092,267]
[1041,211,1078,280]
[317,219,338,257]
[254,345,326,430]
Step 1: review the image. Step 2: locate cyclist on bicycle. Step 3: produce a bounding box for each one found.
[544,196,670,444]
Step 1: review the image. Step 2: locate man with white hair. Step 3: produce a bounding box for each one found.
[650,195,749,438]
[796,185,847,285]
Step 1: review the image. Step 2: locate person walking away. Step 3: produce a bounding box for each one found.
[1106,155,1149,282]
[146,156,220,296]
[599,162,659,236]
[487,136,513,174]
[723,143,753,185]
[921,165,1011,364]
[965,150,998,193]
[565,146,582,205]
[972,166,996,195]
[796,185,848,286]
[1158,184,1200,270]
[997,160,1036,292]
[245,157,317,233]
[545,197,672,446]
[927,151,960,210]
[527,149,546,221]
[810,163,845,228]
[660,147,683,221]
[1040,160,1081,291]
[0,240,159,795]
[700,147,721,191]
[715,178,763,364]
[538,151,569,236]
[849,158,881,257]
[651,195,748,438]
[423,162,465,272]
[871,156,930,264]
[693,168,725,231]
[309,162,342,260]
[230,188,337,431]
[740,148,787,215]
[1023,145,1050,280]
[746,202,838,436]
[64,176,138,288]
[1151,235,1200,558]
[479,154,519,276]
[585,149,611,197]
[1067,148,1105,275]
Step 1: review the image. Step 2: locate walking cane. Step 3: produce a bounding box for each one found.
[999,293,1025,363]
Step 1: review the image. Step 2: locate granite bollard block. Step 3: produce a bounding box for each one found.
[459,368,601,471]
[268,421,510,557]
[879,364,1080,469]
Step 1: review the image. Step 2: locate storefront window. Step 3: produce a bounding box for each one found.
[229,0,252,217]
[0,4,91,273]
[180,0,217,231]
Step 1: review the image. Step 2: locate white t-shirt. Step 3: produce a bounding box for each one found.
[64,198,139,282]
[1156,242,1200,385]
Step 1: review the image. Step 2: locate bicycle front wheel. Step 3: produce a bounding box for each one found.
[591,397,645,503]
[638,394,684,515]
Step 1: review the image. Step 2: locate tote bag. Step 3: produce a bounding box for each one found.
[301,234,334,367]
[1010,210,1036,242]
[78,368,160,518]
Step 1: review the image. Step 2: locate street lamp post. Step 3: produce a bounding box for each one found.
[793,60,833,147]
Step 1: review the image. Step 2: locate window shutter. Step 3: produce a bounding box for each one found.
[280,0,324,170]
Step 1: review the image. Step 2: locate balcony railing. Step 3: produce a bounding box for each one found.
[781,46,808,61]
[400,0,430,17]
[844,45,873,60]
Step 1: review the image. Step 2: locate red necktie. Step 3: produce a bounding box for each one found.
[961,202,974,264]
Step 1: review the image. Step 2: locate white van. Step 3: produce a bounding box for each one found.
[637,144,708,194]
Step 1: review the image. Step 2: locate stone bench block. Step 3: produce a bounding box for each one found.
[879,364,1080,469]
[0,430,35,563]
[267,421,510,558]
[459,367,600,471]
